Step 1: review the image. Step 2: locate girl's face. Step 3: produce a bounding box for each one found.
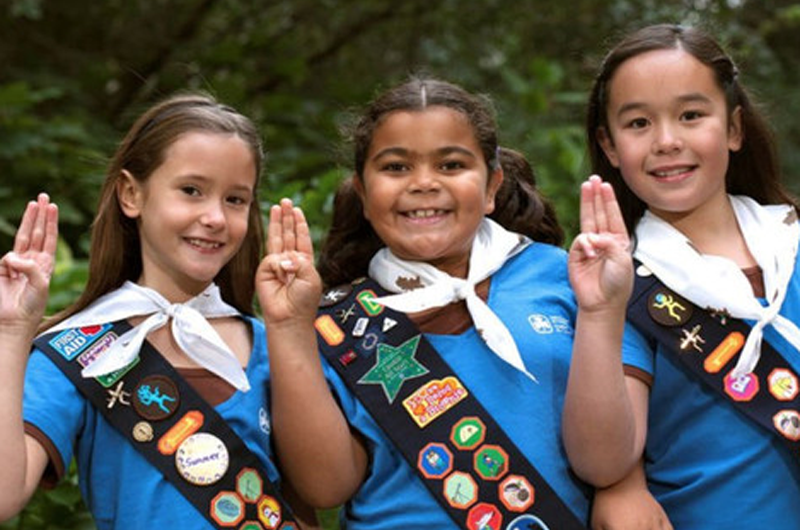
[598,48,743,224]
[356,106,502,278]
[118,131,256,301]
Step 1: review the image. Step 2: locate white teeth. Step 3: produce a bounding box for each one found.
[407,209,443,218]
[653,167,690,177]
[187,238,221,249]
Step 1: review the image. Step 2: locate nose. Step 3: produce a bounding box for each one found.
[408,164,440,192]
[652,121,683,154]
[200,200,226,229]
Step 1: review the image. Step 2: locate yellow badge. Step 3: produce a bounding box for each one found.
[402,376,468,428]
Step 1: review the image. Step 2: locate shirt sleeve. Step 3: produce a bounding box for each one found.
[22,349,87,483]
[621,320,655,385]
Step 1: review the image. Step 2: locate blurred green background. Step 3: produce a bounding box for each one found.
[2,0,800,528]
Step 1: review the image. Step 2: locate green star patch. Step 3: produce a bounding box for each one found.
[358,335,429,403]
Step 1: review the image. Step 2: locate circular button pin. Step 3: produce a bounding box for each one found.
[175,432,229,486]
[132,421,154,442]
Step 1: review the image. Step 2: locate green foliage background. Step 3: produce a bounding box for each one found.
[2,0,800,528]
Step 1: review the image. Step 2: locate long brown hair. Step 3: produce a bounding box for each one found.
[586,24,797,234]
[43,92,264,331]
[318,77,563,287]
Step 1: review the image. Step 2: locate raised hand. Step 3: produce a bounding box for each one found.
[568,175,633,313]
[0,193,59,331]
[255,198,322,325]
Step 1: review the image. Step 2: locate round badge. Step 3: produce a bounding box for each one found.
[319,284,353,308]
[133,375,180,421]
[647,288,693,327]
[132,421,154,442]
[175,432,230,486]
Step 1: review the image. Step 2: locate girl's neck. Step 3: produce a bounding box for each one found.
[654,198,758,269]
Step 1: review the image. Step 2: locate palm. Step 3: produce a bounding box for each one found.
[256,199,322,325]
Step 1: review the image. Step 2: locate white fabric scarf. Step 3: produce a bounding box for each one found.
[369,218,536,381]
[634,195,800,378]
[47,281,250,391]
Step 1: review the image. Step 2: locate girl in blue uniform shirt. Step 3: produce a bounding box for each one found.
[257,77,648,528]
[0,93,317,528]
[564,24,800,529]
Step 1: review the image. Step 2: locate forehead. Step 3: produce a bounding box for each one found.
[607,48,723,108]
[369,106,479,154]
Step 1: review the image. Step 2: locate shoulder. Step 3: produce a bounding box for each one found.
[502,242,568,278]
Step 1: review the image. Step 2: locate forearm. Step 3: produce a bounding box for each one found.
[563,308,643,486]
[268,319,366,508]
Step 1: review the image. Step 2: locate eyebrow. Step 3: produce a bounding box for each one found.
[370,145,478,162]
[615,92,714,117]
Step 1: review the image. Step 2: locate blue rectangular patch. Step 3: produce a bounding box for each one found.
[48,323,114,361]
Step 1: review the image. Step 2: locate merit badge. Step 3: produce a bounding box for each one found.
[703,332,745,373]
[210,491,245,527]
[679,325,705,353]
[335,304,356,324]
[315,315,344,346]
[769,368,799,401]
[773,409,800,441]
[403,376,468,428]
[352,317,369,337]
[319,284,352,307]
[451,417,486,451]
[132,421,154,443]
[175,432,230,486]
[507,514,551,530]
[338,350,358,367]
[133,375,180,421]
[106,381,131,409]
[77,331,118,368]
[257,495,283,529]
[499,475,535,512]
[474,444,509,481]
[48,323,113,361]
[647,289,692,327]
[239,523,264,530]
[236,468,264,503]
[382,317,397,333]
[357,335,429,403]
[357,290,384,316]
[444,471,478,510]
[158,410,204,455]
[724,371,760,402]
[417,443,453,479]
[466,503,503,530]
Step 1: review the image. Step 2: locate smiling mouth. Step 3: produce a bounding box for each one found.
[650,166,696,178]
[186,238,223,249]
[404,209,448,219]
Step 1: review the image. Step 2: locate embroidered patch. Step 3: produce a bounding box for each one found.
[133,375,180,421]
[210,491,245,526]
[703,332,745,373]
[403,376,468,428]
[499,475,535,512]
[474,444,509,480]
[443,471,478,509]
[48,323,113,361]
[158,410,204,455]
[352,317,369,337]
[357,289,384,316]
[76,331,118,368]
[257,495,283,529]
[338,350,358,367]
[647,289,692,326]
[768,368,799,401]
[357,335,429,403]
[315,315,345,346]
[175,432,230,486]
[466,502,503,530]
[451,417,486,450]
[507,514,551,530]
[724,371,760,402]
[773,409,800,441]
[236,468,263,503]
[95,357,139,388]
[417,442,453,479]
[319,284,352,307]
[382,317,397,333]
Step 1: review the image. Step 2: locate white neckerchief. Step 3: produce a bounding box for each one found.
[47,281,249,391]
[634,195,800,378]
[369,218,536,381]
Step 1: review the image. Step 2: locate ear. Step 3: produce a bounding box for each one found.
[351,173,370,221]
[484,166,504,215]
[728,105,744,152]
[117,170,143,219]
[597,127,621,168]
